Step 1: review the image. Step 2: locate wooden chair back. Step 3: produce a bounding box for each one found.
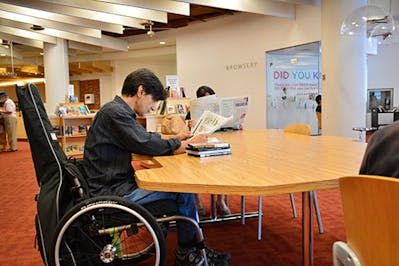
[339,175,399,266]
[283,123,311,136]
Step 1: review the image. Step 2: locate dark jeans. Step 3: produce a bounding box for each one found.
[125,188,198,245]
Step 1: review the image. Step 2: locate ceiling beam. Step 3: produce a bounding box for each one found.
[41,0,168,23]
[69,41,102,53]
[0,9,102,38]
[0,32,43,49]
[0,24,57,44]
[94,0,190,16]
[0,18,128,51]
[0,1,125,34]
[175,0,295,19]
[274,0,320,6]
[0,0,147,29]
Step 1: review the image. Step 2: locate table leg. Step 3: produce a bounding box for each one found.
[302,191,313,266]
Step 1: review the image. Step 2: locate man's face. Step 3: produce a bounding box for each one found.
[135,86,156,116]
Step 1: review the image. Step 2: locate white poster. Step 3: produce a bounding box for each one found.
[166,75,180,98]
[266,54,321,134]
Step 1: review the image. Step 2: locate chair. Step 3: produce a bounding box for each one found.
[17,84,206,266]
[283,123,324,234]
[333,175,399,266]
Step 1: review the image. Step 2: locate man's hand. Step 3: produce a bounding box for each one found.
[188,134,208,144]
[176,130,192,141]
[173,133,209,154]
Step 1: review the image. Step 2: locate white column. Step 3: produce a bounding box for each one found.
[43,38,70,114]
[321,0,367,137]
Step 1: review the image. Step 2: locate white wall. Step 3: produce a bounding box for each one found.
[70,53,177,105]
[366,44,399,126]
[176,5,321,129]
[112,54,177,97]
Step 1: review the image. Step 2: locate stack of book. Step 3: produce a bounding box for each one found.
[186,141,231,158]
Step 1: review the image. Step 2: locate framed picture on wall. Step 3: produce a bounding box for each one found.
[367,88,393,112]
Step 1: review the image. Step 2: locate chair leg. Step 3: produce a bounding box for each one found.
[257,196,263,241]
[224,194,229,205]
[312,191,324,234]
[210,194,217,219]
[240,196,246,225]
[289,193,298,218]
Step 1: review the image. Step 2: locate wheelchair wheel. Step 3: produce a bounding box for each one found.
[52,196,166,266]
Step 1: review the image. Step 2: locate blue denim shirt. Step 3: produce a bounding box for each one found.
[83,96,181,196]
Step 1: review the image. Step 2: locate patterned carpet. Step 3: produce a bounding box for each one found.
[0,142,346,265]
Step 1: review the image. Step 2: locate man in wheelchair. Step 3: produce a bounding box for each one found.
[81,68,230,266]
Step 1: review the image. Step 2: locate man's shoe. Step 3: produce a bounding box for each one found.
[175,246,230,266]
[175,246,205,266]
[204,246,231,266]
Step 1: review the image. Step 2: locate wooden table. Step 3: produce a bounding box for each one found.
[135,129,367,266]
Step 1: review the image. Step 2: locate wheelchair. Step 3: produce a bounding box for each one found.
[17,84,206,266]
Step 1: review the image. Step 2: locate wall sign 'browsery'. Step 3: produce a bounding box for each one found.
[226,62,258,71]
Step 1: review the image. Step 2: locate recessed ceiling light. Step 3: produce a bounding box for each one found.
[0,54,6,56]
[160,41,166,45]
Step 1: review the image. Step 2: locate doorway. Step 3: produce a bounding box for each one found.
[266,41,321,135]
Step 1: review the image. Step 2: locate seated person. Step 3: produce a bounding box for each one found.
[359,121,399,177]
[186,85,231,217]
[82,69,230,266]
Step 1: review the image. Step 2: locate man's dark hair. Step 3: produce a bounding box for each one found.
[121,68,167,101]
[196,85,215,98]
[315,95,322,104]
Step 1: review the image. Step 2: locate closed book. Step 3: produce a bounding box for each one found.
[187,150,232,158]
[186,148,231,156]
[187,142,230,150]
[186,146,230,152]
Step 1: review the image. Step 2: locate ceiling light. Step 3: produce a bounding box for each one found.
[40,52,44,56]
[0,53,6,56]
[160,41,166,45]
[341,5,396,41]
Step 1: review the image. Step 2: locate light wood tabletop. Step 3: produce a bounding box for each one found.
[135,129,366,196]
[135,129,367,266]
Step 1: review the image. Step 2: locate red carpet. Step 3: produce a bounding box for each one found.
[0,142,346,265]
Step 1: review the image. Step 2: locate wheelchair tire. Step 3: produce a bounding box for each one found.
[52,196,166,266]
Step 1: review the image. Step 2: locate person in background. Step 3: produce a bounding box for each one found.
[315,94,322,134]
[82,69,230,266]
[186,85,232,217]
[359,121,399,178]
[0,92,17,152]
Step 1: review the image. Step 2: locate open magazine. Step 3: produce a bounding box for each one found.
[191,110,233,135]
[190,95,249,130]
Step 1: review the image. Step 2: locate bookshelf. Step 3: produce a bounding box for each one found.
[59,114,95,158]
